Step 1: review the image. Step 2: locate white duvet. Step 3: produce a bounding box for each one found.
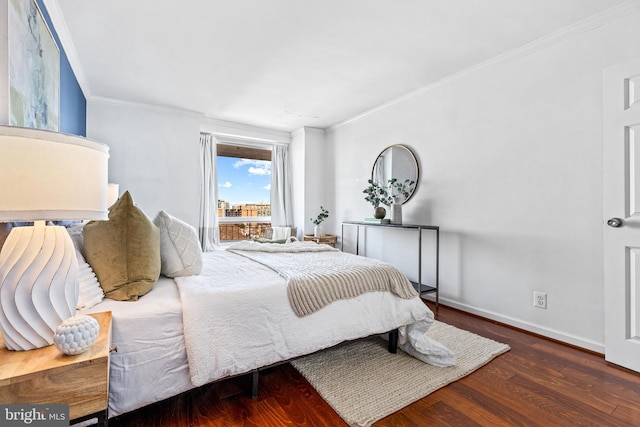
[85,276,190,417]
[176,249,455,387]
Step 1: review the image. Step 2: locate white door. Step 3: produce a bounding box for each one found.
[603,59,640,373]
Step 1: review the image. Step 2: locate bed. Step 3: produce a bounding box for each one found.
[67,199,452,420]
[81,242,448,418]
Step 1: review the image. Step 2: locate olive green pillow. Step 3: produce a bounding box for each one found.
[83,191,160,301]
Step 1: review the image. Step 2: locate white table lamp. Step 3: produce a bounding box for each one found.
[0,126,109,351]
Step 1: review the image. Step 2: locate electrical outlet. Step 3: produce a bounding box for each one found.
[533,291,547,309]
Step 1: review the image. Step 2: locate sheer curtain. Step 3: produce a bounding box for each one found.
[271,144,293,227]
[199,133,219,251]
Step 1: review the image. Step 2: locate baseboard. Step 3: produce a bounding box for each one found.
[423,295,605,354]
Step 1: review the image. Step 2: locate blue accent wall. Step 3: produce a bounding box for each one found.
[36,0,86,136]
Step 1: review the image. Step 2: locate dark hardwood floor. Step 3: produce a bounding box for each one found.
[107,302,640,426]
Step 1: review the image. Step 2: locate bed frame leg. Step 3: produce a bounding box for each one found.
[251,369,259,399]
[388,328,398,354]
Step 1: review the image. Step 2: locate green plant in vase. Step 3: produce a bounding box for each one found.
[310,206,329,237]
[363,179,392,219]
[363,178,416,222]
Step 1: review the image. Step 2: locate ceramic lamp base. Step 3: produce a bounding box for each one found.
[0,224,78,351]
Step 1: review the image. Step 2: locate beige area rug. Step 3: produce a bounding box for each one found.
[290,321,510,427]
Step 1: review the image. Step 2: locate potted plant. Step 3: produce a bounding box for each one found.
[363,178,416,222]
[310,206,329,237]
[363,179,392,219]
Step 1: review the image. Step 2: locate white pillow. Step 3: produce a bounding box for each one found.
[153,211,203,278]
[66,223,104,310]
[66,222,85,254]
[76,250,104,310]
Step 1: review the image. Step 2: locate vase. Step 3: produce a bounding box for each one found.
[54,314,100,355]
[314,224,322,237]
[390,202,402,224]
[374,206,386,219]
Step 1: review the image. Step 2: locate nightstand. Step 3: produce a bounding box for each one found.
[303,234,338,247]
[0,311,112,426]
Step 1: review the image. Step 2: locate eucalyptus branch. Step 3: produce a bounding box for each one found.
[310,206,329,225]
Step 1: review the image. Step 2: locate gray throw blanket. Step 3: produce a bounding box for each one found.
[228,241,417,317]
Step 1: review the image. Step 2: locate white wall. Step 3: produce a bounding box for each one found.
[304,128,331,235]
[327,10,640,352]
[290,127,334,237]
[87,97,202,226]
[87,99,293,230]
[290,128,306,238]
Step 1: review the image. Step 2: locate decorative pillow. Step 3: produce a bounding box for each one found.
[83,191,161,301]
[254,238,288,244]
[264,227,297,240]
[66,223,104,310]
[75,250,104,310]
[153,210,203,277]
[66,222,86,255]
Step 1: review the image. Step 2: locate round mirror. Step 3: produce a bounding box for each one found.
[371,144,419,205]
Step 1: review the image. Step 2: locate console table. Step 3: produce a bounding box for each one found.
[341,221,439,307]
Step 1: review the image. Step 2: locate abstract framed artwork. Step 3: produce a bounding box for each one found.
[8,0,60,131]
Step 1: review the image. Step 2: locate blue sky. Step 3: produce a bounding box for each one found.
[217,156,271,205]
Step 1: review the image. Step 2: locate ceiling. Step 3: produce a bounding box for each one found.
[49,0,626,132]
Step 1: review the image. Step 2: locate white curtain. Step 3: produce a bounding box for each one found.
[199,133,219,251]
[270,144,293,227]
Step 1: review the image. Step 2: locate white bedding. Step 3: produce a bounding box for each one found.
[84,248,445,418]
[84,276,192,417]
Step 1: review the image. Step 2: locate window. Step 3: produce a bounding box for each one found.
[216,143,272,241]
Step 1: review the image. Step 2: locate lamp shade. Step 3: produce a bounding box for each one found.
[0,126,109,221]
[0,126,109,351]
[107,183,120,208]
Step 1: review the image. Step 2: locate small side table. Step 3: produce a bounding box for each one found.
[303,234,338,247]
[0,311,113,426]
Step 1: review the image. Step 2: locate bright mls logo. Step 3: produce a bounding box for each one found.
[1,404,69,426]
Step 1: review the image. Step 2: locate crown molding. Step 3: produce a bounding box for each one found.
[42,0,91,99]
[331,0,640,131]
[90,95,204,119]
[201,116,291,144]
[291,126,326,136]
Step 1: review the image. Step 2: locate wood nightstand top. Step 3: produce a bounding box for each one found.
[303,234,338,247]
[0,311,112,387]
